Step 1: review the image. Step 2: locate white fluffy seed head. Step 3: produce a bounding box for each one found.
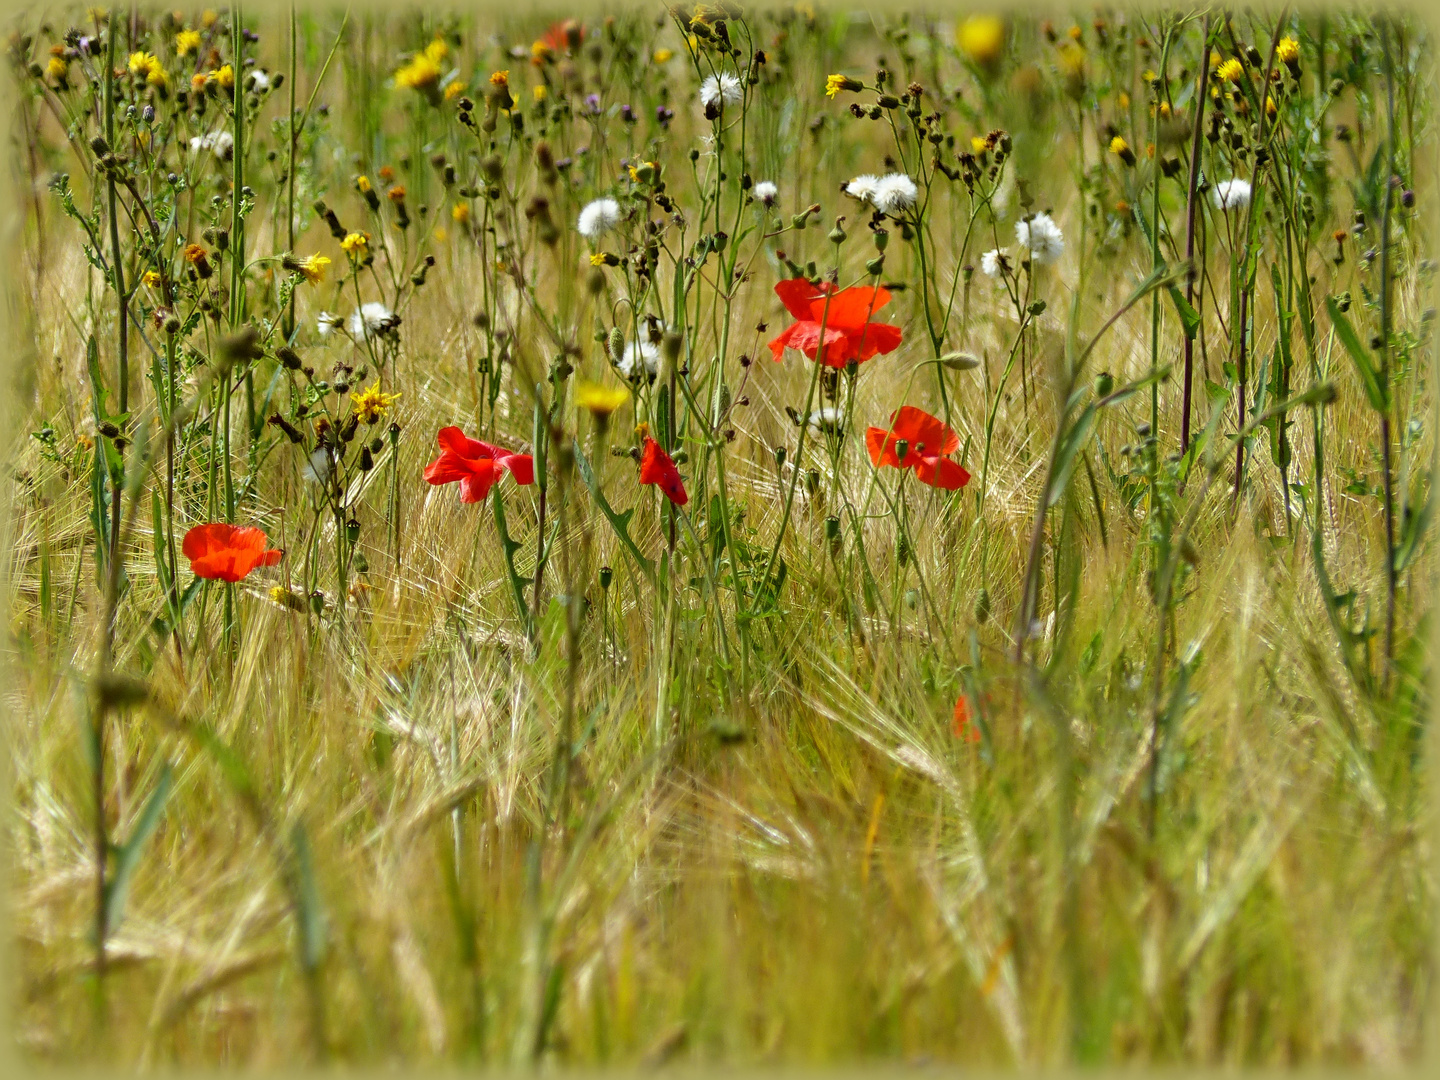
[577,197,623,239]
[844,174,882,203]
[753,180,778,206]
[699,72,743,110]
[616,340,659,381]
[1015,211,1065,265]
[871,173,919,215]
[1211,178,1252,211]
[981,249,1008,278]
[349,302,396,337]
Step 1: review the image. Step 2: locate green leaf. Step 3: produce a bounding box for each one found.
[104,764,173,933]
[1325,296,1388,412]
[1167,285,1201,340]
[573,445,657,585]
[490,493,535,635]
[289,822,327,972]
[1394,479,1434,575]
[1047,405,1097,508]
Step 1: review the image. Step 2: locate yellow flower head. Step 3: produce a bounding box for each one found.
[825,73,862,98]
[182,243,208,264]
[1117,91,1130,109]
[201,9,219,28]
[395,53,442,91]
[340,231,370,257]
[532,84,548,102]
[957,15,1005,66]
[350,384,401,425]
[128,51,156,76]
[445,80,466,101]
[589,252,609,266]
[176,29,202,56]
[1216,58,1244,83]
[424,38,449,64]
[489,70,509,88]
[191,72,209,92]
[452,203,470,224]
[531,40,553,62]
[141,270,161,287]
[298,254,331,284]
[1266,94,1277,118]
[1109,135,1130,156]
[1276,37,1300,64]
[968,135,987,153]
[654,48,674,63]
[575,382,630,420]
[356,174,372,193]
[215,63,234,89]
[47,56,68,79]
[1209,50,1222,68]
[1158,100,1172,118]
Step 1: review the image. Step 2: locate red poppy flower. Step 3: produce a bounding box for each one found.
[182,523,283,583]
[638,437,688,505]
[424,426,536,503]
[543,19,584,53]
[767,278,904,369]
[866,405,971,490]
[952,694,982,742]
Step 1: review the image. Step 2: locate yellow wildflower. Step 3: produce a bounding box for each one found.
[452,203,470,224]
[490,70,509,88]
[825,73,862,98]
[531,40,553,62]
[444,80,466,101]
[356,174,372,193]
[957,15,1005,66]
[970,135,988,153]
[433,227,448,242]
[1266,95,1277,118]
[1216,58,1244,83]
[1109,135,1135,166]
[340,232,370,257]
[176,28,202,56]
[533,84,548,102]
[201,9,219,28]
[1118,91,1130,109]
[424,38,449,64]
[298,255,331,284]
[685,34,699,56]
[575,382,629,421]
[654,48,674,63]
[1275,37,1300,64]
[395,53,441,91]
[215,63,234,89]
[128,51,157,76]
[47,56,68,79]
[350,383,400,425]
[141,270,161,287]
[191,72,209,92]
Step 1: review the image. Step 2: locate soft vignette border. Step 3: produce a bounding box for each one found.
[0,0,1432,1075]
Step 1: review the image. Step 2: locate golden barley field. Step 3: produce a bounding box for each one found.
[2,3,1435,1067]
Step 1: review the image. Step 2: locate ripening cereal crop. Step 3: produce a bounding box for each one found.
[3,3,1434,1068]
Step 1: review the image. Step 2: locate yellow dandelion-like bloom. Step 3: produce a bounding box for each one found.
[299,255,331,284]
[146,65,169,88]
[201,9,219,28]
[1158,100,1172,117]
[1118,91,1130,109]
[340,231,370,256]
[356,174,372,193]
[141,270,161,287]
[176,29,202,56]
[182,243,208,264]
[957,16,1005,66]
[589,253,609,266]
[1275,37,1300,64]
[128,51,156,76]
[47,56,68,79]
[1216,58,1244,83]
[575,382,629,420]
[191,72,209,92]
[1109,135,1130,155]
[654,48,674,63]
[532,84,548,102]
[445,80,466,101]
[452,203,470,224]
[387,185,406,202]
[395,53,442,91]
[489,70,509,87]
[825,73,862,98]
[216,64,235,89]
[350,384,401,425]
[424,38,449,65]
[531,40,553,62]
[1266,95,1277,118]
[433,227,448,242]
[970,135,988,153]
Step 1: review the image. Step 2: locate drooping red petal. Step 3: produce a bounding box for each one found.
[458,463,498,503]
[639,437,688,505]
[495,452,535,486]
[424,450,472,486]
[849,320,904,361]
[866,425,905,468]
[811,285,891,329]
[952,694,981,742]
[768,322,805,361]
[888,405,959,458]
[774,278,829,321]
[913,454,971,490]
[182,523,281,582]
[436,425,489,460]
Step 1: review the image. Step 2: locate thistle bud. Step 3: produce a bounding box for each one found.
[974,587,991,624]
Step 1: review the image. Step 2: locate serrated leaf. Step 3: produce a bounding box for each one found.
[104,764,173,933]
[1326,296,1388,411]
[1167,285,1201,340]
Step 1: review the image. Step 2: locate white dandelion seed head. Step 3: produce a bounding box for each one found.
[302,447,333,486]
[577,197,623,239]
[844,174,882,203]
[189,131,234,160]
[1016,211,1065,265]
[699,72,743,111]
[806,407,845,435]
[981,249,1009,279]
[317,311,342,336]
[349,302,396,338]
[248,69,270,92]
[1211,178,1252,211]
[753,180,778,206]
[872,173,919,215]
[616,340,659,381]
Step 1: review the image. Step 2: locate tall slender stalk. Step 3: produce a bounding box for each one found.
[1180,15,1212,453]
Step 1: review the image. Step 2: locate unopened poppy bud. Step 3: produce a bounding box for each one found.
[345,518,361,543]
[866,255,885,275]
[828,219,847,245]
[277,346,302,370]
[359,446,374,472]
[600,565,613,590]
[268,413,304,443]
[897,534,910,566]
[774,446,786,469]
[1095,371,1114,397]
[607,327,625,362]
[894,438,909,461]
[824,515,841,545]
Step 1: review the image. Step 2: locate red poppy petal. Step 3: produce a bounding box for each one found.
[850,321,904,360]
[459,470,494,503]
[424,451,472,485]
[812,285,891,329]
[768,323,803,361]
[436,426,487,459]
[497,452,535,486]
[774,278,826,321]
[183,522,233,560]
[914,455,971,490]
[866,426,903,468]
